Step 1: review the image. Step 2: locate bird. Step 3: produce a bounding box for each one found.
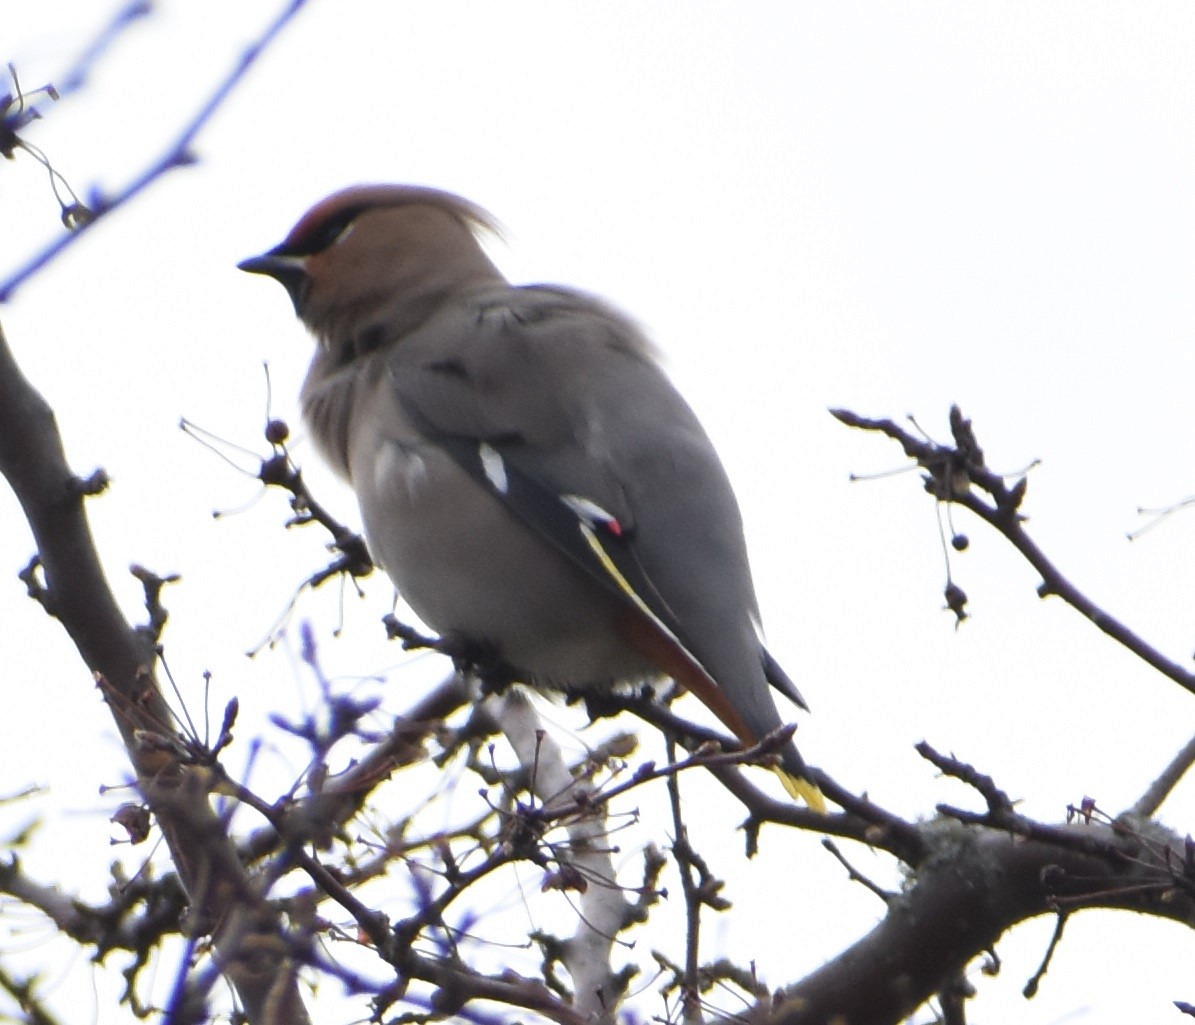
[239,184,823,810]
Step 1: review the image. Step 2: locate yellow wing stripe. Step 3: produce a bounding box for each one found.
[581,523,825,813]
[578,522,673,632]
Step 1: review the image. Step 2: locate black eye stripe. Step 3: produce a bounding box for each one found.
[284,206,367,256]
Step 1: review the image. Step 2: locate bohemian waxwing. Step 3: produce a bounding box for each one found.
[239,184,823,810]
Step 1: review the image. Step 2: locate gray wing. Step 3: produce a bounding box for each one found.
[389,285,800,734]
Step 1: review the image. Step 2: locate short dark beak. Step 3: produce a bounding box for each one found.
[238,250,309,315]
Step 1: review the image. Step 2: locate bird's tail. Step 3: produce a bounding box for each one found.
[776,741,826,813]
[777,767,826,814]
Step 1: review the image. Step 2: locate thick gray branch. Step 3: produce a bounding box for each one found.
[751,819,1195,1025]
[0,324,308,1024]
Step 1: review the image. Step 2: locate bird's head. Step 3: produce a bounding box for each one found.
[239,184,505,345]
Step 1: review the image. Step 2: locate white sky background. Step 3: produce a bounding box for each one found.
[3,2,1195,1022]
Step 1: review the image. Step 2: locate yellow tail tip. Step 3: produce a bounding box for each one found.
[777,768,826,814]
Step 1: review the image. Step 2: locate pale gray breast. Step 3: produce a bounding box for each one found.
[345,376,657,690]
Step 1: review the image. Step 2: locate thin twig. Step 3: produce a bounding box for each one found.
[619,694,928,864]
[821,838,894,904]
[1022,912,1068,999]
[0,0,312,302]
[1131,732,1195,818]
[833,406,1195,699]
[937,970,973,1025]
[665,738,706,1025]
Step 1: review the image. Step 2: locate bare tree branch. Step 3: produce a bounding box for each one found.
[0,0,312,302]
[0,323,308,1024]
[753,818,1195,1025]
[1132,731,1195,818]
[832,406,1195,698]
